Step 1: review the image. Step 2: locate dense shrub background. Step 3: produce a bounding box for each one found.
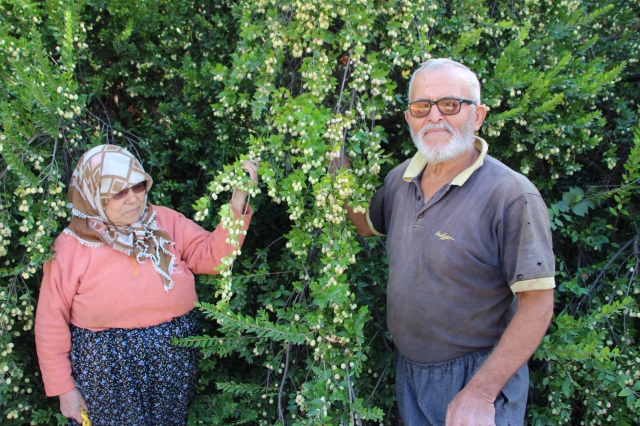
[1,0,639,424]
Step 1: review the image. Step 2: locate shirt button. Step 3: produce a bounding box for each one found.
[418,212,424,218]
[417,195,422,200]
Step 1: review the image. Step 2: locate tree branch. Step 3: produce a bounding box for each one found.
[575,238,635,313]
[277,341,291,425]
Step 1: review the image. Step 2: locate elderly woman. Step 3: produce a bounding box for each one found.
[35,145,258,425]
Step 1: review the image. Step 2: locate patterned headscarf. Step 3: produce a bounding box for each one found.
[65,145,176,291]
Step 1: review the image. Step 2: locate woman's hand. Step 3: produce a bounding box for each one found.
[231,160,259,214]
[59,387,89,424]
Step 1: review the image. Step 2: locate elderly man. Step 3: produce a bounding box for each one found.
[346,58,555,425]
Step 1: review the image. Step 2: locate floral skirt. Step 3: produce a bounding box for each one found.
[68,309,201,426]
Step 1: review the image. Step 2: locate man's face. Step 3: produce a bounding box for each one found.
[405,68,486,164]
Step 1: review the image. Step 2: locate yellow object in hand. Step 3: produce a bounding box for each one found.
[80,408,92,426]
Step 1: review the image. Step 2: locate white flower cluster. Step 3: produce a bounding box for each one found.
[55,88,82,119]
[320,261,348,277]
[193,208,208,222]
[300,54,332,99]
[217,208,247,303]
[289,205,303,221]
[0,222,11,257]
[210,167,261,201]
[17,219,31,233]
[264,56,277,75]
[348,56,372,94]
[322,115,352,147]
[314,189,348,227]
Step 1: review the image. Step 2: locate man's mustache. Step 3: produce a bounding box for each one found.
[419,122,455,138]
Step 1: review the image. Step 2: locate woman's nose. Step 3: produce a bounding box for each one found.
[124,187,138,203]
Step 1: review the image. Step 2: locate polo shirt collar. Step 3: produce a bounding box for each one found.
[402,136,489,186]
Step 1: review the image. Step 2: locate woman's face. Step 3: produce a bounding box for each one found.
[104,184,146,226]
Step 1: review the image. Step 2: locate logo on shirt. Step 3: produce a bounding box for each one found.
[435,231,455,241]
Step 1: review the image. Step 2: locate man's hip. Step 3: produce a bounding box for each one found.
[395,347,528,426]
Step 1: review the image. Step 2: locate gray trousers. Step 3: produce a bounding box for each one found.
[395,348,528,426]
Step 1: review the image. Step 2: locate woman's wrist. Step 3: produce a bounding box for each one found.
[231,191,249,214]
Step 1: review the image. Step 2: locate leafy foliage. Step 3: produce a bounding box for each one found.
[1,0,639,425]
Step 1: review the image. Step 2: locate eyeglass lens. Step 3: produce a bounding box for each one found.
[410,99,462,117]
[112,181,147,200]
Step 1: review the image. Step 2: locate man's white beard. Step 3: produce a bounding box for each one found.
[410,116,476,165]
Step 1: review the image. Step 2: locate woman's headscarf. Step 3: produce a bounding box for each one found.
[64,144,176,291]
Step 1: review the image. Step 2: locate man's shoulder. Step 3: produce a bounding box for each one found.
[481,155,541,196]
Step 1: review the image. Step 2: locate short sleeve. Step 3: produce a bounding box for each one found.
[499,192,556,293]
[366,186,386,236]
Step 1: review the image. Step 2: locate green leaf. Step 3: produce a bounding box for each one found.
[618,388,633,397]
[571,199,593,217]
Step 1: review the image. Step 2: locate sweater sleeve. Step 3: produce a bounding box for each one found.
[161,203,253,275]
[34,235,86,397]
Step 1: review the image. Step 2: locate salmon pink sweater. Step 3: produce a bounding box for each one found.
[35,204,252,397]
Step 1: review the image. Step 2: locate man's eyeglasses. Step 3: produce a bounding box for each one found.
[112,181,147,200]
[408,98,475,118]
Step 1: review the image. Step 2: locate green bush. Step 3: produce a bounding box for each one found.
[1,0,639,424]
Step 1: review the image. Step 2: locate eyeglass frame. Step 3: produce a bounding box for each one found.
[407,97,475,118]
[111,181,147,200]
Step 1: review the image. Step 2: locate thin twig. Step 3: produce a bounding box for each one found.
[608,256,634,305]
[366,359,392,403]
[239,271,293,279]
[335,53,352,114]
[575,238,635,312]
[553,357,574,383]
[293,263,312,305]
[605,317,621,346]
[345,363,363,426]
[26,131,46,145]
[365,328,380,348]
[372,306,392,353]
[277,341,291,425]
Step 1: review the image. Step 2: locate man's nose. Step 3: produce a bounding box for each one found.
[425,104,445,122]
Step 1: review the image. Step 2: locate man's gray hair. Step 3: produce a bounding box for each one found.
[408,58,482,105]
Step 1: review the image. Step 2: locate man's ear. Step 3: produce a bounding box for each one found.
[473,104,487,131]
[404,109,411,125]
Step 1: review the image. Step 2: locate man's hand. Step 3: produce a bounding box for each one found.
[445,289,554,426]
[59,387,89,424]
[328,152,351,173]
[446,388,496,426]
[327,153,375,236]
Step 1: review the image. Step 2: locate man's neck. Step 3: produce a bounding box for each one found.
[419,147,479,201]
[423,147,479,181]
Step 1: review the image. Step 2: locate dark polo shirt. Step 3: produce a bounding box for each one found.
[367,137,555,364]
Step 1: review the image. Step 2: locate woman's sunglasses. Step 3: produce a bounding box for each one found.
[112,181,147,200]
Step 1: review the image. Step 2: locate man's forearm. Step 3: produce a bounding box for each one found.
[345,204,374,237]
[463,288,554,399]
[329,154,375,237]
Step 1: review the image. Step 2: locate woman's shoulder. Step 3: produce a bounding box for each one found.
[152,204,188,226]
[54,229,87,249]
[48,229,97,265]
[151,204,179,217]
[151,204,196,236]
[59,226,106,246]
